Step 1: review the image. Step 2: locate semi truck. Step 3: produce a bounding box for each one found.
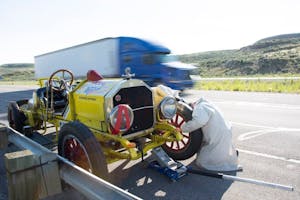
[34,36,197,90]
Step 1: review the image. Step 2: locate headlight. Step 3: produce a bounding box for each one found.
[159,96,177,119]
[109,104,134,134]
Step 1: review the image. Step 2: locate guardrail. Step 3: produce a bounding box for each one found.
[0,124,142,200]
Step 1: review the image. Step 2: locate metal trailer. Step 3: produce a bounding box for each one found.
[35,38,119,78]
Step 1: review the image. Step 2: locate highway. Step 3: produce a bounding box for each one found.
[0,86,299,200]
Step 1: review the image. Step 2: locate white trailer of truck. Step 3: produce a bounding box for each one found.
[35,38,119,78]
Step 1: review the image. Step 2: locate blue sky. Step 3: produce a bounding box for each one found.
[1,0,300,64]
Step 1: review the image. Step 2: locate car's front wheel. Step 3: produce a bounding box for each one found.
[58,121,109,180]
[162,101,203,160]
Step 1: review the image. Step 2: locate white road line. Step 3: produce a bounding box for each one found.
[214,100,300,110]
[231,121,275,129]
[237,129,281,141]
[237,148,300,165]
[231,121,300,131]
[232,121,300,141]
[233,121,300,164]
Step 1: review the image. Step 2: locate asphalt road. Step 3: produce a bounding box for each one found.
[0,85,299,200]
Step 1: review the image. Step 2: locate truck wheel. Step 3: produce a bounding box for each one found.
[162,102,203,160]
[7,101,26,133]
[58,121,109,180]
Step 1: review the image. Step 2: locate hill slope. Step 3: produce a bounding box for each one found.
[179,33,300,77]
[0,63,34,81]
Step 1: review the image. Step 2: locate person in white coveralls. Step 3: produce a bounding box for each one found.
[155,85,240,172]
[181,98,239,172]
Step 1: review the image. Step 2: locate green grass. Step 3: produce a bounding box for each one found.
[195,79,300,94]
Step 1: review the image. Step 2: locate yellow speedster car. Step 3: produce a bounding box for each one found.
[7,69,202,179]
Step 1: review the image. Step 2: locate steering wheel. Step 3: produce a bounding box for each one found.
[48,69,74,92]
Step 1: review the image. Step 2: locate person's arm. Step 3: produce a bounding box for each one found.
[181,103,212,132]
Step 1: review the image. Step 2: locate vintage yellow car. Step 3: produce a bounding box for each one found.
[7,69,202,179]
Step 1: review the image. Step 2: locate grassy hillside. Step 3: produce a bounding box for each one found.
[0,63,35,81]
[179,33,300,77]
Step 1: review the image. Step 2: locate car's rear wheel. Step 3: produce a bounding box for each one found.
[58,121,108,180]
[162,102,203,160]
[7,101,27,133]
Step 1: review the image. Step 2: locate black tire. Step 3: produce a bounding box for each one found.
[58,121,109,180]
[7,101,26,133]
[162,101,203,160]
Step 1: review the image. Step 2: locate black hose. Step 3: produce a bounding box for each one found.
[187,167,223,179]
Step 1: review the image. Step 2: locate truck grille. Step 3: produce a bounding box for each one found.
[113,86,154,136]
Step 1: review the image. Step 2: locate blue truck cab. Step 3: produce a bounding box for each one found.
[118,37,196,91]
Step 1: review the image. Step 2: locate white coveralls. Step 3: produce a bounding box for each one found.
[181,98,239,171]
[154,85,239,172]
